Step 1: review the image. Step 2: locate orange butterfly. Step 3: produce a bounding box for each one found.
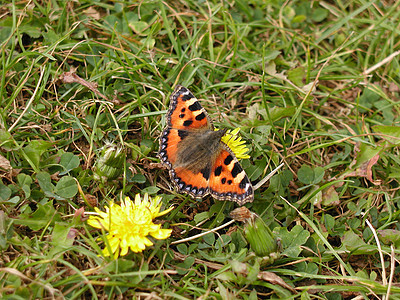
[158,85,253,205]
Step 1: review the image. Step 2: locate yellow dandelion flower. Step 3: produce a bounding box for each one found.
[87,194,173,258]
[220,128,250,160]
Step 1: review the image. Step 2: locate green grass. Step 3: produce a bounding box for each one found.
[1,0,400,298]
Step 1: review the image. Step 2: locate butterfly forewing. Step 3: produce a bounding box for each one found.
[167,85,212,130]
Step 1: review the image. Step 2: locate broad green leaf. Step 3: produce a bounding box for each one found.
[249,290,258,300]
[342,231,374,254]
[7,196,20,204]
[140,186,159,195]
[104,259,136,276]
[298,165,324,185]
[244,261,260,284]
[54,176,78,198]
[0,183,11,201]
[358,86,380,111]
[17,173,32,199]
[15,201,58,231]
[246,156,266,181]
[269,169,293,193]
[23,140,51,170]
[17,173,32,186]
[215,271,237,281]
[324,214,335,233]
[0,129,15,150]
[356,270,370,280]
[322,186,339,206]
[59,152,80,175]
[48,223,78,258]
[374,100,394,123]
[131,174,146,183]
[313,167,325,184]
[288,67,305,86]
[373,125,400,145]
[203,232,215,246]
[292,15,306,23]
[188,243,198,254]
[129,21,148,34]
[23,146,40,170]
[377,229,400,248]
[209,201,224,216]
[311,8,328,22]
[19,25,42,38]
[176,244,188,255]
[42,29,60,43]
[22,185,31,199]
[51,223,75,247]
[128,143,142,160]
[140,139,153,156]
[215,235,231,250]
[194,211,209,224]
[176,256,195,275]
[269,106,296,123]
[0,211,10,249]
[274,225,310,257]
[141,37,155,49]
[297,165,314,184]
[353,143,383,167]
[36,171,54,193]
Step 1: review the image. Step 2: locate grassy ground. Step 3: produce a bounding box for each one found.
[1,0,400,299]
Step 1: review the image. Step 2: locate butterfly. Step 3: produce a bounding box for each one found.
[158,85,254,205]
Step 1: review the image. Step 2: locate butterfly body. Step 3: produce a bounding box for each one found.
[174,128,226,172]
[158,85,253,205]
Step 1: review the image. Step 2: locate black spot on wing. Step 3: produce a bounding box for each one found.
[179,113,185,118]
[224,155,233,166]
[189,102,202,111]
[181,94,193,101]
[231,162,242,178]
[183,120,193,127]
[195,112,206,121]
[221,177,226,184]
[214,165,222,176]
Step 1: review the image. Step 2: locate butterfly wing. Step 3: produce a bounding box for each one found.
[158,85,213,197]
[208,144,253,205]
[159,85,212,167]
[166,85,212,130]
[170,165,211,198]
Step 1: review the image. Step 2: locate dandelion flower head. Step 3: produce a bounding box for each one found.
[87,193,173,257]
[220,128,250,160]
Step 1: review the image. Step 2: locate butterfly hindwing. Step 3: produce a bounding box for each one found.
[171,165,210,198]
